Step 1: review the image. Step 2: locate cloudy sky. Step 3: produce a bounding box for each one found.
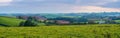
[0,0,120,13]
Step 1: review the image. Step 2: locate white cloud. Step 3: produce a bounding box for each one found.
[75,0,119,5]
[18,4,120,13]
[70,6,120,12]
[0,0,13,3]
[0,0,13,6]
[32,4,120,13]
[14,0,45,2]
[0,0,119,13]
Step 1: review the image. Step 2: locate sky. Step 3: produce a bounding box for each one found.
[0,0,120,13]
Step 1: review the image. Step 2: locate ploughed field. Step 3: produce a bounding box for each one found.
[0,24,119,38]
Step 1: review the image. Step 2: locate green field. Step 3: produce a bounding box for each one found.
[115,20,120,23]
[0,24,119,38]
[0,16,24,27]
[0,16,119,38]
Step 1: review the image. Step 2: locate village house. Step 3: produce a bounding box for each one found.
[97,20,106,24]
[56,20,70,25]
[88,19,106,24]
[17,16,28,20]
[33,16,47,22]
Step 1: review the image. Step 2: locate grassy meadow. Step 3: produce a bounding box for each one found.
[0,16,119,38]
[0,24,119,38]
[0,16,24,27]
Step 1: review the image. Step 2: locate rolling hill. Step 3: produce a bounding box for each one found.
[0,16,24,27]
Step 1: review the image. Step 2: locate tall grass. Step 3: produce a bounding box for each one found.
[0,24,119,38]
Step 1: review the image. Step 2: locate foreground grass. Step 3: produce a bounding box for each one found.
[0,24,119,38]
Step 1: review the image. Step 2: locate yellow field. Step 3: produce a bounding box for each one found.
[0,24,119,38]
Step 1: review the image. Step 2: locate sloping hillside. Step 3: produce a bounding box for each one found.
[0,16,24,27]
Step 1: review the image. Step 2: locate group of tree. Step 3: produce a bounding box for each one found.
[48,17,88,23]
[46,17,88,25]
[19,16,38,27]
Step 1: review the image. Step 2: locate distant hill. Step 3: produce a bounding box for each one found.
[0,16,24,27]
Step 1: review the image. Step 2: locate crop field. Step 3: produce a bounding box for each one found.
[0,24,119,38]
